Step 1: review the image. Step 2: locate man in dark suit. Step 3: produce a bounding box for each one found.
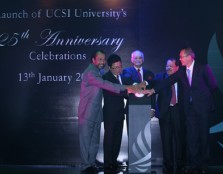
[122,50,155,130]
[102,54,127,173]
[155,58,185,174]
[147,47,217,174]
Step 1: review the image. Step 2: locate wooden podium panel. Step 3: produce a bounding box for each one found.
[128,94,151,173]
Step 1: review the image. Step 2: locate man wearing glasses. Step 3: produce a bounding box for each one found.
[102,54,127,173]
[146,47,217,174]
[78,50,146,174]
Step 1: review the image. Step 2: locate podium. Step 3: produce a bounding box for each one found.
[128,94,152,173]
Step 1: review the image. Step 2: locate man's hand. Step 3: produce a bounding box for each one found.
[150,109,156,118]
[126,85,140,93]
[136,81,147,90]
[142,88,155,96]
[125,82,146,94]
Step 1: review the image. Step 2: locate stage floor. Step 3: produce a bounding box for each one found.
[1,119,222,173]
[0,165,223,174]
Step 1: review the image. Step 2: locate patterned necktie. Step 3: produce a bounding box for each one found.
[170,85,177,105]
[186,69,191,86]
[137,68,142,82]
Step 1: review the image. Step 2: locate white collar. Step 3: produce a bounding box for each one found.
[134,66,143,71]
[187,60,195,71]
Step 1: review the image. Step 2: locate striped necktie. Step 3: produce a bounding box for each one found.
[137,69,142,82]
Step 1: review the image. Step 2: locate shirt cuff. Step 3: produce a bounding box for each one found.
[144,80,148,86]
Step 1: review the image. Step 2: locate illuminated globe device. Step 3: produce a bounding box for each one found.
[133,83,144,98]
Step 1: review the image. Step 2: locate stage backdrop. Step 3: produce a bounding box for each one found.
[0,0,223,166]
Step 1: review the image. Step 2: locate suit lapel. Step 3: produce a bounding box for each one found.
[191,62,198,87]
[183,68,190,87]
[120,74,124,84]
[90,63,100,75]
[165,73,172,96]
[131,67,141,83]
[108,70,119,84]
[142,68,147,81]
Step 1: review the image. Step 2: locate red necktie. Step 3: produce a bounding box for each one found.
[170,85,177,105]
[137,69,142,82]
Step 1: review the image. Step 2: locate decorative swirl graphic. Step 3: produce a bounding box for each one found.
[208,33,223,150]
[210,122,223,149]
[130,121,151,172]
[207,33,223,93]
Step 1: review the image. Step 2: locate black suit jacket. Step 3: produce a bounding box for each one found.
[155,72,184,118]
[154,62,217,115]
[102,71,127,122]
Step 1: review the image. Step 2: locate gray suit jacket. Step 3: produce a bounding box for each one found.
[78,63,126,123]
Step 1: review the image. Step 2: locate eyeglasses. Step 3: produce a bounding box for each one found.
[111,66,122,70]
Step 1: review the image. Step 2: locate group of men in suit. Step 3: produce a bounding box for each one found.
[77,50,146,174]
[78,47,217,174]
[147,47,217,174]
[102,50,155,173]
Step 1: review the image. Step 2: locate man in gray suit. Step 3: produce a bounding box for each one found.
[78,50,145,174]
